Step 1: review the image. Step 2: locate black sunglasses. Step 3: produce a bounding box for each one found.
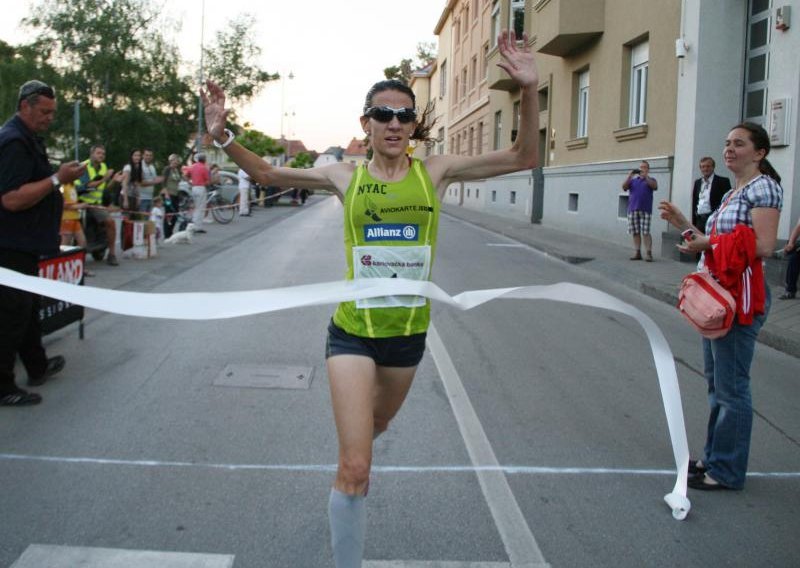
[364,106,417,124]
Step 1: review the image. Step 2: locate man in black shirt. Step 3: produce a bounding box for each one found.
[0,80,85,406]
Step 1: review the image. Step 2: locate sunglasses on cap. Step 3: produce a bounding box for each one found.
[364,106,417,124]
[18,82,56,104]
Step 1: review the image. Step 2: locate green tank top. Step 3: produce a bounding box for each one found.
[333,158,440,338]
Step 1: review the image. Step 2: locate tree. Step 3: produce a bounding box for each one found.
[21,0,196,169]
[238,127,284,158]
[289,152,313,169]
[383,41,437,84]
[203,14,278,113]
[0,40,59,127]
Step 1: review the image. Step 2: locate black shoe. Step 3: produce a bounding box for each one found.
[778,291,796,300]
[194,228,207,234]
[0,390,42,406]
[688,459,707,476]
[27,355,65,387]
[688,472,733,491]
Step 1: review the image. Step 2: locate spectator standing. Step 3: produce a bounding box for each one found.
[59,181,88,248]
[659,122,782,490]
[0,80,85,406]
[237,167,251,216]
[76,144,119,265]
[692,156,731,231]
[187,153,210,233]
[139,148,163,212]
[780,216,800,300]
[160,153,183,238]
[622,160,658,261]
[149,196,165,241]
[121,148,143,215]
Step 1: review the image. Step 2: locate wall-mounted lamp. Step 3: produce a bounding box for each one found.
[675,38,689,59]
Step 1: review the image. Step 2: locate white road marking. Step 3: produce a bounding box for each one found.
[2,453,798,477]
[426,323,550,568]
[364,562,510,567]
[486,243,526,248]
[10,545,233,568]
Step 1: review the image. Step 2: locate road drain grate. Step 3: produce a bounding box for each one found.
[213,364,314,390]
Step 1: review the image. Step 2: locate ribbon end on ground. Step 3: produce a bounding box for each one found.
[664,492,691,520]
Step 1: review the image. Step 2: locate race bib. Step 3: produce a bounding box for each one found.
[353,245,431,308]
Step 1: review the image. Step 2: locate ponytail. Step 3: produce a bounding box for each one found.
[759,157,781,184]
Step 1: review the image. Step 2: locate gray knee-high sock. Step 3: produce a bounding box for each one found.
[328,488,366,568]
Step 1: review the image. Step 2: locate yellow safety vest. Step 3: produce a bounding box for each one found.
[77,160,108,204]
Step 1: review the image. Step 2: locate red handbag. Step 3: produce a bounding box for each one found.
[677,271,736,339]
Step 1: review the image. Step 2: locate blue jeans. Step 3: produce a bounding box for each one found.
[138,198,152,213]
[701,286,771,489]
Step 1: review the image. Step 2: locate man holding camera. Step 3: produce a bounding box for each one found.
[0,80,85,406]
[622,160,658,261]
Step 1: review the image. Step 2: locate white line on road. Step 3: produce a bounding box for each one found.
[426,323,550,568]
[2,453,798,477]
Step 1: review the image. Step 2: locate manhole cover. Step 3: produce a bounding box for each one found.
[213,364,314,390]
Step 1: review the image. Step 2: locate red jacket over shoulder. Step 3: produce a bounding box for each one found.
[704,224,764,325]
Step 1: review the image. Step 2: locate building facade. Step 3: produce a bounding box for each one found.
[433,0,799,251]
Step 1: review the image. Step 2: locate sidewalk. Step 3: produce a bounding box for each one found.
[442,203,800,359]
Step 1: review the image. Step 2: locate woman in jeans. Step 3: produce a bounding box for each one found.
[659,122,783,490]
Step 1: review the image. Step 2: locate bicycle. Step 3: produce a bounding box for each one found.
[178,185,236,224]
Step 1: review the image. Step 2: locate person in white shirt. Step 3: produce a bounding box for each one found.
[139,148,163,212]
[237,168,251,216]
[691,157,731,231]
[149,196,165,241]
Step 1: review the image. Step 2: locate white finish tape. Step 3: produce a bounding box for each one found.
[0,267,691,519]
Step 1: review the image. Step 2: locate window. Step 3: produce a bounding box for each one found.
[477,122,483,155]
[491,190,497,202]
[456,133,461,155]
[471,56,478,90]
[455,18,461,44]
[476,189,480,199]
[461,67,468,98]
[464,7,469,34]
[629,41,649,126]
[453,77,459,105]
[482,44,489,79]
[493,110,502,150]
[491,1,501,46]
[576,69,590,138]
[568,193,579,212]
[512,100,521,142]
[440,60,447,98]
[744,0,770,125]
[510,191,517,204]
[510,0,525,38]
[467,188,471,197]
[473,0,479,21]
[437,127,445,155]
[468,126,475,156]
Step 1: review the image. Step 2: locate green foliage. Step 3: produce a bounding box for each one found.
[238,128,284,157]
[5,0,274,171]
[203,14,278,108]
[289,152,313,169]
[383,41,437,84]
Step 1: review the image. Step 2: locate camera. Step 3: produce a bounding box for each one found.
[631,169,641,175]
[681,228,696,241]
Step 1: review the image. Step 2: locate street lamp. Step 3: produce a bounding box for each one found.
[280,71,294,139]
[196,0,206,154]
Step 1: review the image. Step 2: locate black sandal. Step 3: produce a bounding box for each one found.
[0,391,42,406]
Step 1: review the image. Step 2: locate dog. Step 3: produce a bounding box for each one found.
[163,223,196,244]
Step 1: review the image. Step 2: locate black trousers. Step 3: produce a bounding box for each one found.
[0,249,47,394]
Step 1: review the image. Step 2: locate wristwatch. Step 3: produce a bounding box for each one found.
[50,174,61,189]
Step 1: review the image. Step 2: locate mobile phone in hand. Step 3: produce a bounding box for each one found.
[681,228,696,241]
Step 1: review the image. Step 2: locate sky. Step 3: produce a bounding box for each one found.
[0,0,447,153]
